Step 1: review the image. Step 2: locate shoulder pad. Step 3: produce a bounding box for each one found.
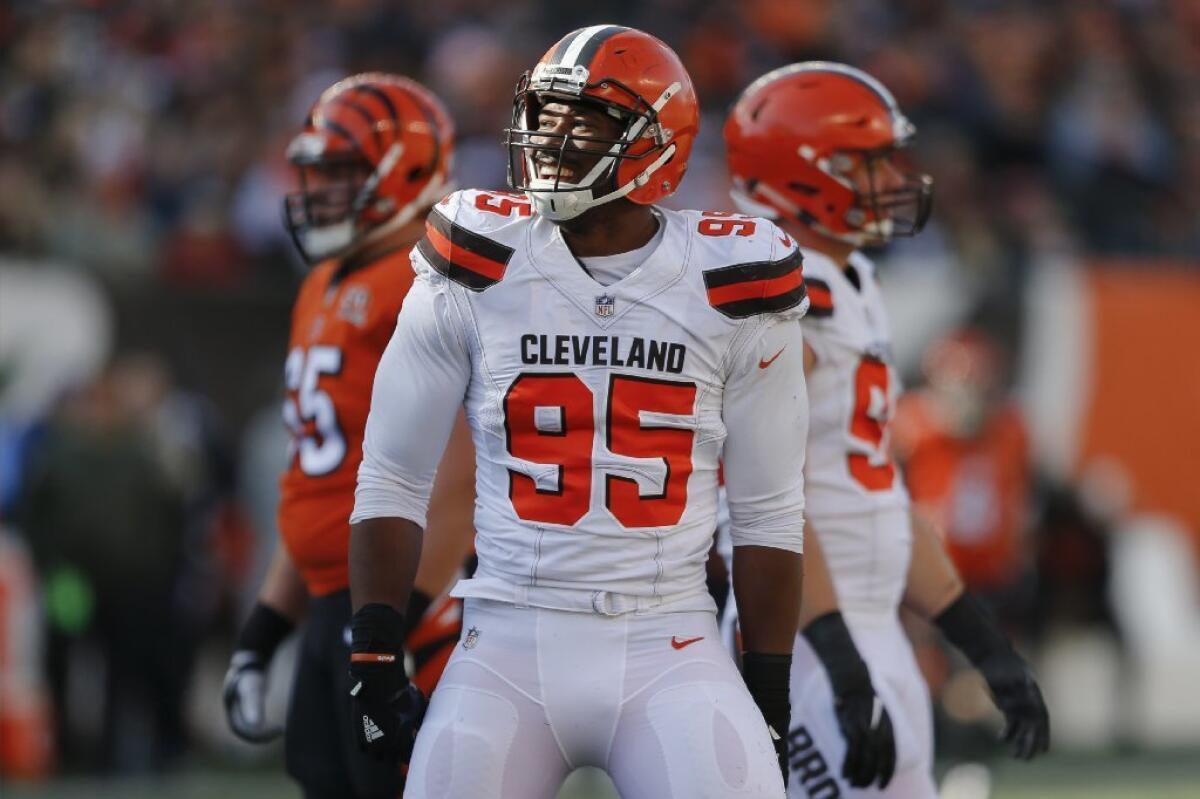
[699,216,808,319]
[414,189,527,291]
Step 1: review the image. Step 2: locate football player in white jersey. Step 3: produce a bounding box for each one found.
[724,63,1050,797]
[347,27,812,799]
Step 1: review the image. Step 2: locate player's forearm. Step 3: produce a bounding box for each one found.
[349,517,424,613]
[733,545,804,654]
[413,412,476,598]
[256,544,309,622]
[901,508,964,619]
[798,523,839,627]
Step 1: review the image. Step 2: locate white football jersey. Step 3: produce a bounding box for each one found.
[354,190,810,609]
[800,248,910,519]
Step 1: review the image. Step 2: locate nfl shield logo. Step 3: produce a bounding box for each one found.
[595,294,616,317]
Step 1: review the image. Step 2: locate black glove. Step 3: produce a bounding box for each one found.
[741,652,791,787]
[935,593,1050,760]
[224,602,294,743]
[349,603,427,764]
[803,612,895,789]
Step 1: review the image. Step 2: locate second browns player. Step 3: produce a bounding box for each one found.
[724,63,1050,797]
[222,73,475,798]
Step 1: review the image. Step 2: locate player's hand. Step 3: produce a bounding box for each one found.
[978,650,1050,760]
[349,657,427,762]
[223,650,283,743]
[832,684,896,788]
[934,593,1050,761]
[349,602,425,763]
[741,652,791,787]
[802,611,896,787]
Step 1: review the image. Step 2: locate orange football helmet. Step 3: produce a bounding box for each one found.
[504,25,699,221]
[284,73,455,264]
[725,62,932,246]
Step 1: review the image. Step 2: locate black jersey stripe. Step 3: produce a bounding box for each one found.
[426,207,515,266]
[711,285,808,319]
[416,236,500,291]
[702,249,803,290]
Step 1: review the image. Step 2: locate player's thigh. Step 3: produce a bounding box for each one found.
[609,644,783,799]
[286,593,402,799]
[404,646,569,797]
[284,621,357,795]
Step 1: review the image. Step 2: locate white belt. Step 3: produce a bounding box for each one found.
[450,577,715,616]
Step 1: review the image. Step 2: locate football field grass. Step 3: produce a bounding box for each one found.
[5,752,1198,798]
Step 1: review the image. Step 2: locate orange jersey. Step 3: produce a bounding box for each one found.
[894,395,1031,591]
[278,248,414,596]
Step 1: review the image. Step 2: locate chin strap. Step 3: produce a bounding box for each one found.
[529,81,683,222]
[531,143,677,221]
[303,170,453,263]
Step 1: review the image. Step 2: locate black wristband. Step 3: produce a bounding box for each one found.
[404,590,433,638]
[235,602,294,661]
[934,592,1012,666]
[742,652,791,730]
[350,602,406,655]
[802,611,871,697]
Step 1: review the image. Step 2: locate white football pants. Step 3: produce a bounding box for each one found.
[787,610,936,799]
[720,508,937,798]
[404,598,785,798]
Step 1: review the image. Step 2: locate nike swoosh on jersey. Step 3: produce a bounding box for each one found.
[670,635,705,650]
[758,346,786,369]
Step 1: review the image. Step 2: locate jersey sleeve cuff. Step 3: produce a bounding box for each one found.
[350,468,430,529]
[729,515,805,553]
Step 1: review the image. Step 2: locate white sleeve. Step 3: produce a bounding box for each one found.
[351,274,471,528]
[721,317,808,552]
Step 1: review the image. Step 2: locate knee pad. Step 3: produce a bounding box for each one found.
[641,679,782,798]
[407,685,519,799]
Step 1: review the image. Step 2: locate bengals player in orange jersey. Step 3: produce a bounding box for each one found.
[222,73,474,798]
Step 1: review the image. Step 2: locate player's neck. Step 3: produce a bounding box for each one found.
[340,217,426,272]
[782,223,856,270]
[557,200,660,258]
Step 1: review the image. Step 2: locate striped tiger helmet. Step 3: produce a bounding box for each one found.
[504,26,699,221]
[284,73,455,264]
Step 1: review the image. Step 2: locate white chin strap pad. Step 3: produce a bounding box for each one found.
[527,143,677,222]
[300,220,355,261]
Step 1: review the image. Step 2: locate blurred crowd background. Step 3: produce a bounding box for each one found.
[1,0,1198,795]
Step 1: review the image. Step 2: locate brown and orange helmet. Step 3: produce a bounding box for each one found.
[284,73,454,264]
[504,26,699,221]
[725,62,932,246]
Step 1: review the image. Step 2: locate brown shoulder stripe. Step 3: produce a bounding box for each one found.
[703,249,806,319]
[804,278,833,317]
[416,206,513,291]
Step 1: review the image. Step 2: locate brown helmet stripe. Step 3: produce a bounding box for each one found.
[571,25,629,71]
